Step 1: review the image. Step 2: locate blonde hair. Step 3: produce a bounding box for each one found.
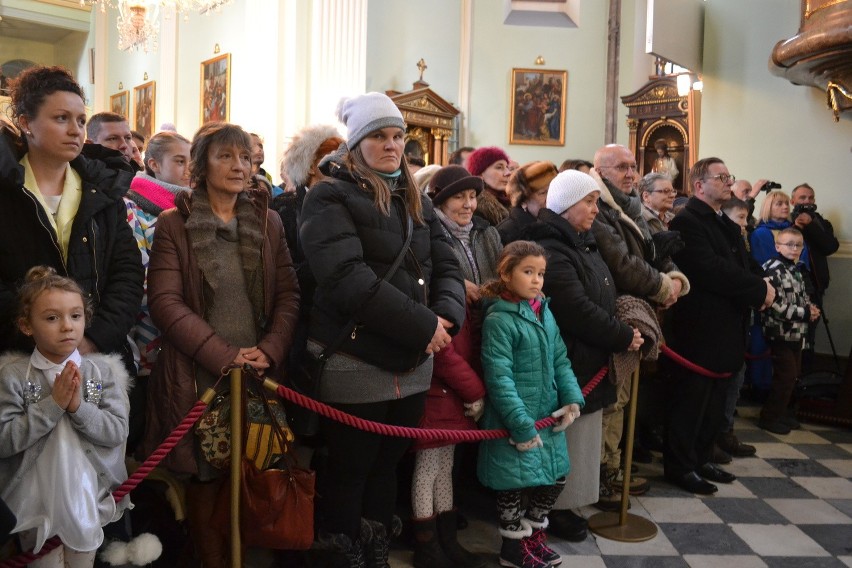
[144,131,191,178]
[16,266,92,327]
[480,241,547,298]
[758,190,790,223]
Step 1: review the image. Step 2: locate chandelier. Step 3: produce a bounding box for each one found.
[82,0,233,53]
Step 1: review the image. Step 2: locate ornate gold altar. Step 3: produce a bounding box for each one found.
[387,79,459,166]
[621,76,701,196]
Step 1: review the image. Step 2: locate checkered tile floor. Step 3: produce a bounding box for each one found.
[390,406,852,567]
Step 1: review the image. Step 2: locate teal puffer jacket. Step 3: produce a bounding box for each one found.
[477,297,584,491]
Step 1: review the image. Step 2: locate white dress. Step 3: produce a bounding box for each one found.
[2,349,117,553]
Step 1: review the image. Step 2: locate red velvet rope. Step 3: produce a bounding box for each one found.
[271,365,610,442]
[660,345,733,378]
[1,365,609,566]
[0,399,209,568]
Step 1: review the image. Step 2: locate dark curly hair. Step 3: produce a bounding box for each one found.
[189,122,252,191]
[9,66,85,121]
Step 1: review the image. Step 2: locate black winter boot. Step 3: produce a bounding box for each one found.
[411,515,454,568]
[314,532,366,568]
[436,510,485,568]
[362,519,390,568]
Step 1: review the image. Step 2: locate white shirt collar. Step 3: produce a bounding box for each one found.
[30,348,82,372]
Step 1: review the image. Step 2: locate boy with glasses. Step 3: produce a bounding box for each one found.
[759,227,821,434]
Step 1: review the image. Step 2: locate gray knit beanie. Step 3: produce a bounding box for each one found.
[336,92,406,149]
[546,170,601,214]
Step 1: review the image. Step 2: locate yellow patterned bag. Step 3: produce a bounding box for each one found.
[196,387,295,470]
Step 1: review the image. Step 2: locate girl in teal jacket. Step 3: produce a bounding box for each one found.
[477,241,584,568]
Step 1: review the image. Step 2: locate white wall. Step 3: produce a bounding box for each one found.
[365,0,462,98]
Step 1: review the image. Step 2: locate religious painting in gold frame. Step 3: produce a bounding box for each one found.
[110,90,129,120]
[133,81,156,140]
[509,68,567,146]
[200,53,231,124]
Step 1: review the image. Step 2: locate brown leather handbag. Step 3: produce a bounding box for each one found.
[214,385,316,550]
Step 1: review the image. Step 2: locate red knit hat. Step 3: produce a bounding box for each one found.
[465,146,510,176]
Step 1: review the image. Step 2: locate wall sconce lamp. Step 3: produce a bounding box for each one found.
[677,73,703,96]
[534,55,545,65]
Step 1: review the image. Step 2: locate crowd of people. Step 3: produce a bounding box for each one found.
[0,65,840,568]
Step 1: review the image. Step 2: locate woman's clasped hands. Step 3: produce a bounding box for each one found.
[234,347,270,376]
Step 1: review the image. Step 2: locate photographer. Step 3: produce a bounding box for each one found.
[791,183,839,300]
[791,183,839,368]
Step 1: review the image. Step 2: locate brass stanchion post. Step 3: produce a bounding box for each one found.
[230,367,242,567]
[588,366,658,542]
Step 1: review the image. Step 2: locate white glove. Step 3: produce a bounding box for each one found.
[510,434,543,452]
[464,398,485,421]
[551,404,581,433]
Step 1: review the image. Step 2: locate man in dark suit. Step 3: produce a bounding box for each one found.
[665,157,776,495]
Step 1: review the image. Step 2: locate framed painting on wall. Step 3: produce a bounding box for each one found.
[133,81,156,140]
[110,90,129,120]
[509,68,567,146]
[200,53,231,124]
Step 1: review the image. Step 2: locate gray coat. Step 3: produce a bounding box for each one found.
[0,352,131,513]
[437,216,502,286]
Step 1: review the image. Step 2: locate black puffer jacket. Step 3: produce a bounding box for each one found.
[528,208,634,414]
[0,131,143,355]
[497,206,536,245]
[300,152,465,373]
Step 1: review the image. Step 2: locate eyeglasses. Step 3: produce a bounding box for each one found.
[778,242,803,250]
[600,163,638,173]
[704,173,736,184]
[649,189,677,195]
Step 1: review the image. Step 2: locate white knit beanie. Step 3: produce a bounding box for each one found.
[546,170,601,214]
[336,92,406,149]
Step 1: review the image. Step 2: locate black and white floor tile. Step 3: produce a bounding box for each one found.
[390,405,852,567]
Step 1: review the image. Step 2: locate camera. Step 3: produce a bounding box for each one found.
[761,181,782,192]
[792,203,817,219]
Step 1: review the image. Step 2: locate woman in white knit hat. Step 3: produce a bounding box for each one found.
[300,92,466,568]
[526,170,643,543]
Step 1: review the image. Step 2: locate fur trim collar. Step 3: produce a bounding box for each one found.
[0,351,132,394]
[283,125,343,188]
[185,190,264,295]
